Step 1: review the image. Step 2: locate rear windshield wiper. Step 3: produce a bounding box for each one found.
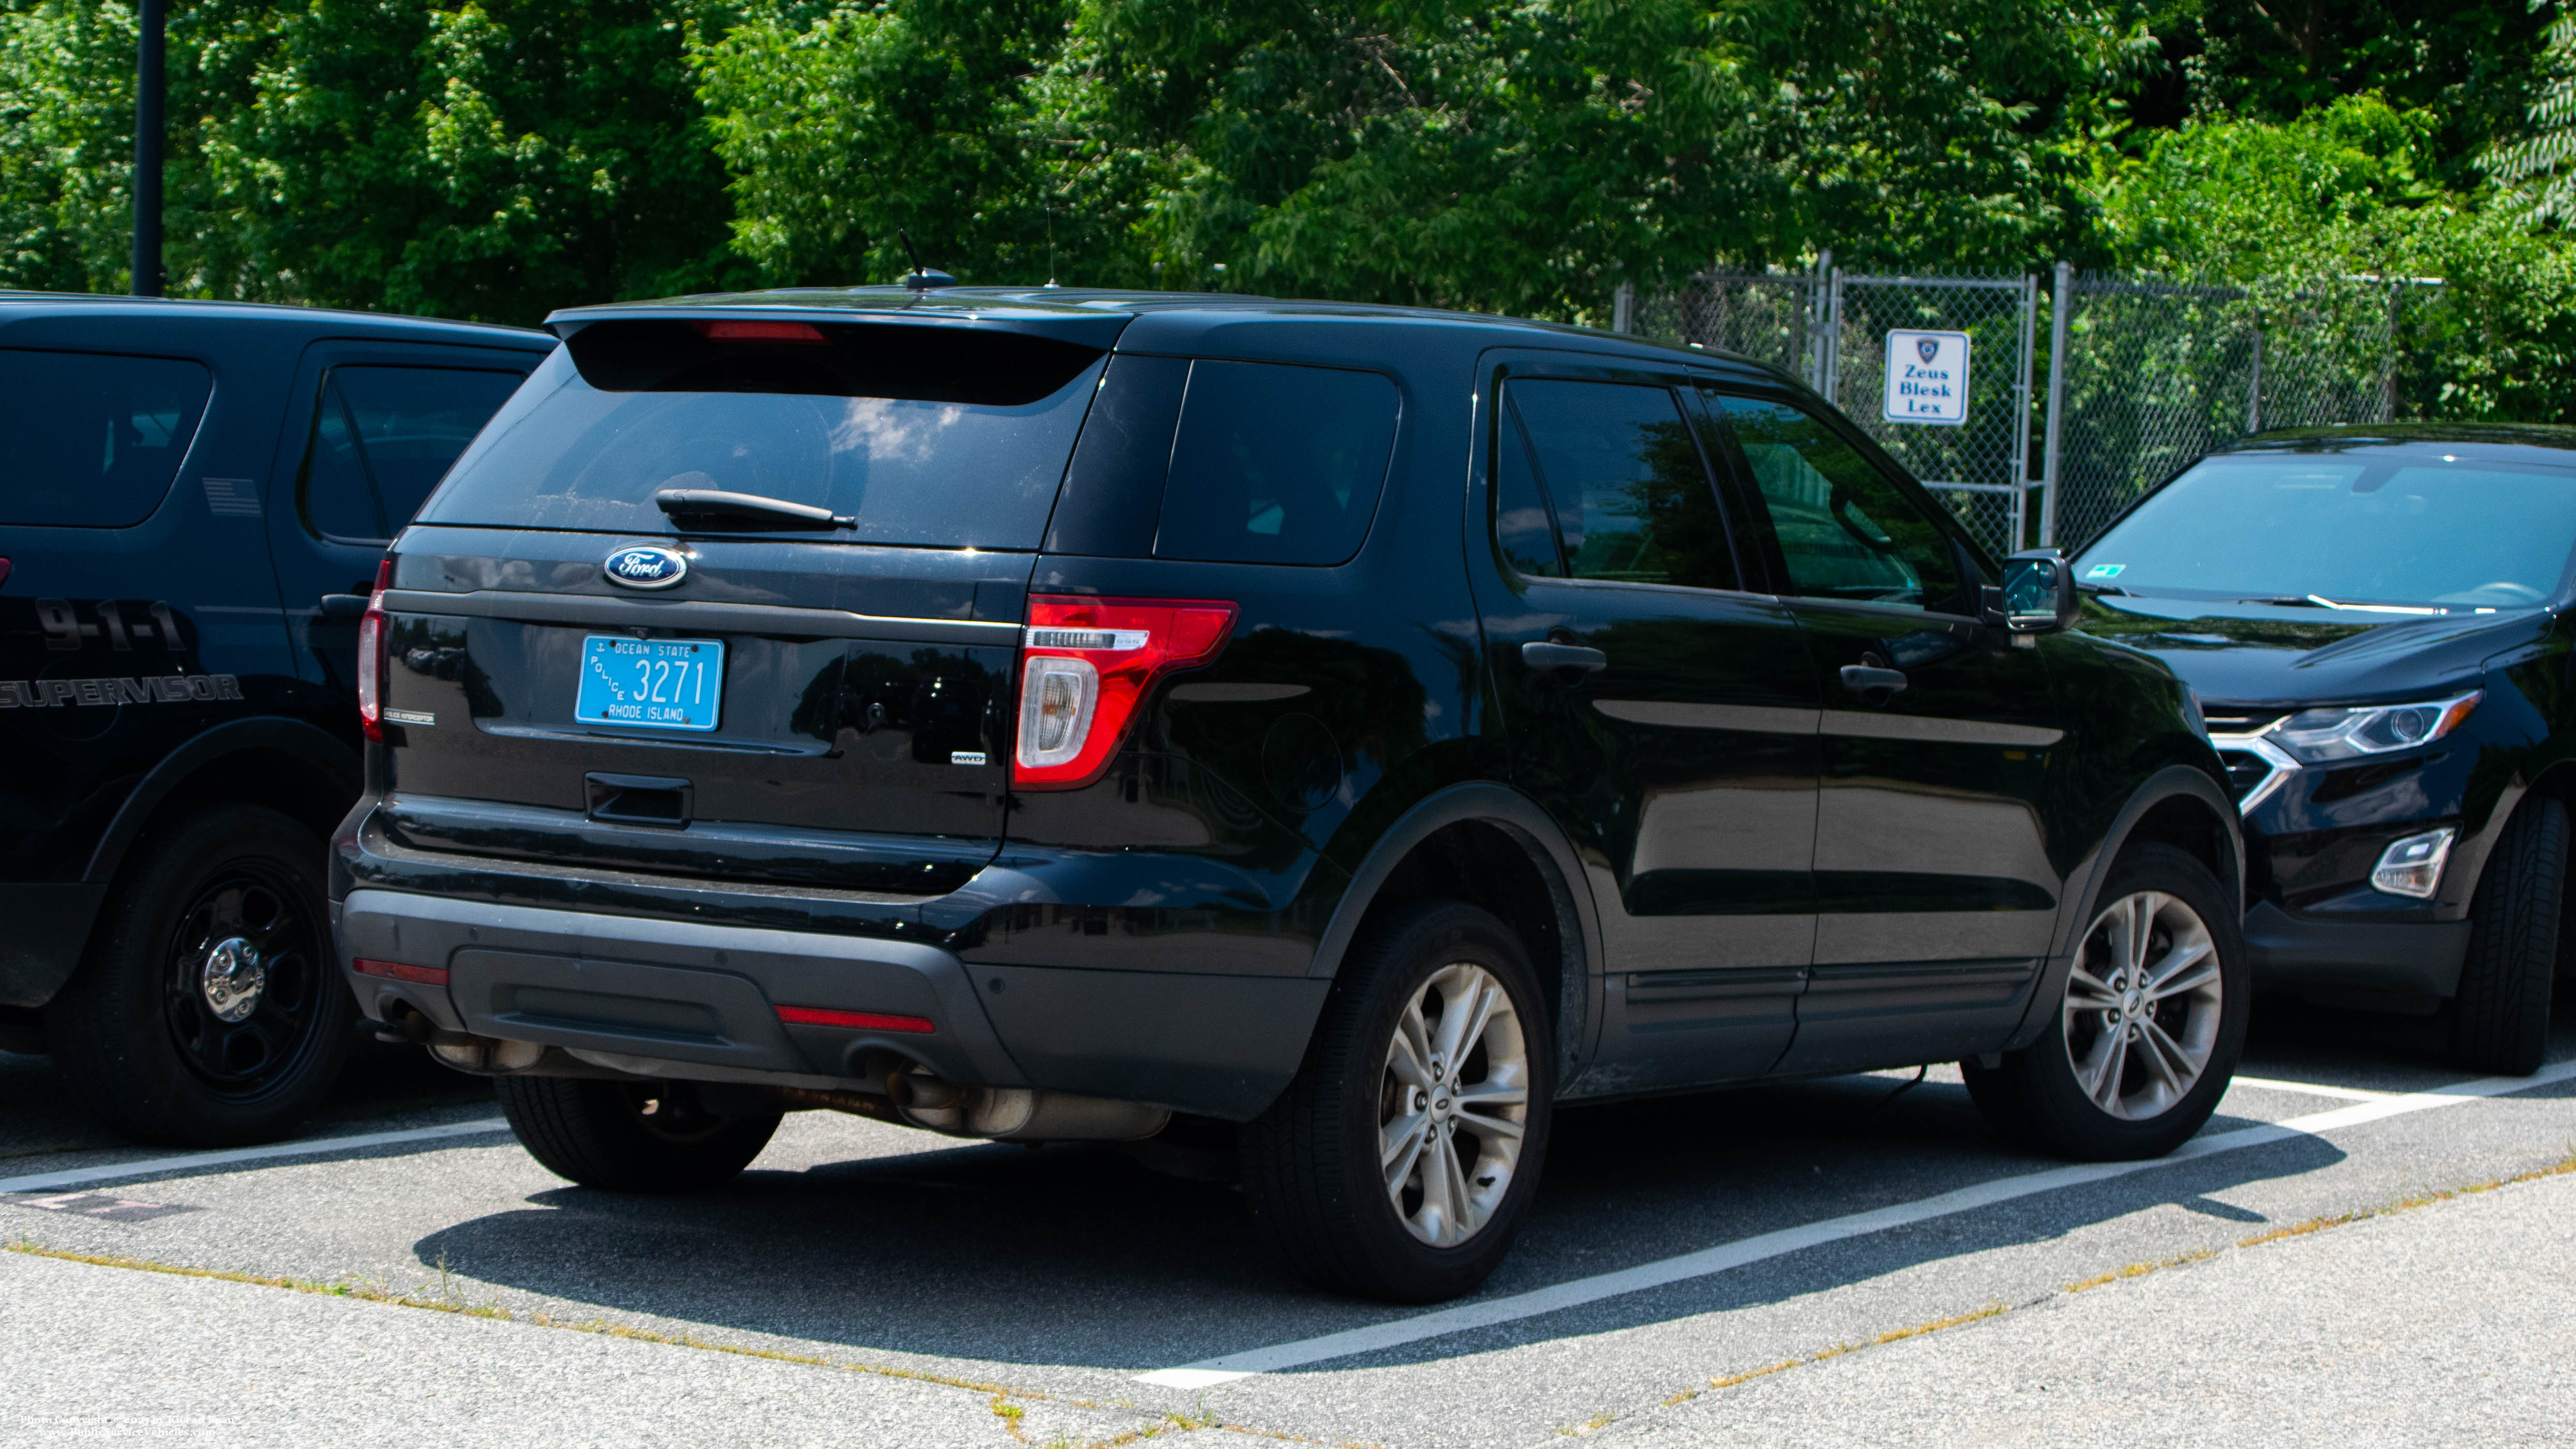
[2239,593,2442,616]
[654,488,853,532]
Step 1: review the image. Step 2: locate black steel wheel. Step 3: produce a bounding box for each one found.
[46,804,353,1146]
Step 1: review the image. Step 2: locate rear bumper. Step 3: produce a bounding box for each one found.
[2243,900,2473,1003]
[336,887,1326,1119]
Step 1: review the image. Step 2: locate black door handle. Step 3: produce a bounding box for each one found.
[317,593,371,620]
[1522,641,1609,675]
[1839,664,1908,696]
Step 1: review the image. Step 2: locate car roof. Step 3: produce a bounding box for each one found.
[544,283,1758,375]
[0,289,554,347]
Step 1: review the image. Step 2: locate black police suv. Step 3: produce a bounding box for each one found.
[337,288,2242,1301]
[0,293,553,1145]
[2074,423,2576,1075]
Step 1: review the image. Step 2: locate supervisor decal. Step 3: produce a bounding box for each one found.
[0,674,241,707]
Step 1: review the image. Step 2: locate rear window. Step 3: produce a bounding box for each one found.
[0,348,212,527]
[301,365,526,542]
[1153,360,1398,566]
[417,319,1107,548]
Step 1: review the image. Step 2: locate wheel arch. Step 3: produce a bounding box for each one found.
[2003,764,2243,1052]
[83,717,362,888]
[1308,783,1606,1083]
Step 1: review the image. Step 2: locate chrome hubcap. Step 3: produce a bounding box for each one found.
[1380,962,1529,1247]
[2063,890,2223,1121]
[200,936,266,1023]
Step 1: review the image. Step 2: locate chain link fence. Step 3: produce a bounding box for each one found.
[1625,261,2405,560]
[2039,268,2402,551]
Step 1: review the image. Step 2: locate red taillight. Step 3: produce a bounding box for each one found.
[356,558,394,742]
[353,958,449,986]
[776,1005,935,1033]
[1013,595,1237,790]
[693,319,829,343]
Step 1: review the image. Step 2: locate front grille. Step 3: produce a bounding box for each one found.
[2201,707,2285,735]
[2214,749,2274,801]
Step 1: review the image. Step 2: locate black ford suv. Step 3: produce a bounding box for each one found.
[2074,424,2576,1075]
[338,289,2243,1301]
[0,293,552,1144]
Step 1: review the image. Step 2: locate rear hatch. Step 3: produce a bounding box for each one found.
[369,306,1128,895]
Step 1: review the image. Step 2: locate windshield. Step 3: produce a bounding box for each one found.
[2076,452,2576,610]
[418,319,1107,548]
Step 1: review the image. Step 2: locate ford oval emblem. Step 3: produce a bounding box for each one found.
[603,546,688,590]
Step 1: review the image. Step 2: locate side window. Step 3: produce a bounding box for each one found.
[0,349,212,528]
[1709,393,1960,611]
[1494,378,1737,591]
[1153,360,1398,566]
[300,365,525,542]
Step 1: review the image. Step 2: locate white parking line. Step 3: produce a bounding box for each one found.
[2227,1075,2395,1102]
[1137,1059,2576,1388]
[0,1118,513,1195]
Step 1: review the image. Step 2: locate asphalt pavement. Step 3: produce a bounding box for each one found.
[5,1003,2573,1448]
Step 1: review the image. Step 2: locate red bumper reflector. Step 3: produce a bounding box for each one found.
[776,1005,935,1034]
[353,958,449,987]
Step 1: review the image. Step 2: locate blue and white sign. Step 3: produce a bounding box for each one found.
[1883,330,1971,426]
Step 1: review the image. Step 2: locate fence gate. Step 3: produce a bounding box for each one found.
[1826,273,2037,558]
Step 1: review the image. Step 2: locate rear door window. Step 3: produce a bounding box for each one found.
[417,319,1109,548]
[1153,360,1398,566]
[300,365,525,542]
[0,348,212,527]
[1494,378,1738,590]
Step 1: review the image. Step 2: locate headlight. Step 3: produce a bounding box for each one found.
[2267,691,2481,764]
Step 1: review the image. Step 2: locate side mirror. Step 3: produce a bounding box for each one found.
[1994,549,2078,634]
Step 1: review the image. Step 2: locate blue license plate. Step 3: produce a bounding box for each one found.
[574,636,724,732]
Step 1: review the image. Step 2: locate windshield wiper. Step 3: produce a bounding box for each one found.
[654,489,853,532]
[2076,581,2127,596]
[2239,593,2443,616]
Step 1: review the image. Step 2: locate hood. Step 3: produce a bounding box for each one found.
[2073,593,2554,707]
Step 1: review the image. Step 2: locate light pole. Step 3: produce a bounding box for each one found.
[131,0,163,296]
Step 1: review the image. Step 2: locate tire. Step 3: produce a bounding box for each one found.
[1965,843,2249,1161]
[1241,900,1554,1303]
[42,804,353,1147]
[2450,797,2564,1076]
[496,1075,781,1193]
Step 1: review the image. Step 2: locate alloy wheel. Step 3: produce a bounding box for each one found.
[1379,962,1530,1247]
[2062,889,2224,1121]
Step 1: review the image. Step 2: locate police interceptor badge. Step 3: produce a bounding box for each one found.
[603,546,688,590]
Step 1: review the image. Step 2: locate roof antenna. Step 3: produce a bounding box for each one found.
[1044,204,1060,289]
[898,228,954,291]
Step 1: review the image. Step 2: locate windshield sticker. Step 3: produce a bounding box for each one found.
[2086,563,2125,579]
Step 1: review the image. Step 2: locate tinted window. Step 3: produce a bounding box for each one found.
[1498,378,1736,590]
[301,365,524,541]
[1153,360,1397,566]
[419,321,1108,548]
[2075,454,2576,609]
[0,349,211,527]
[1712,394,1959,610]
